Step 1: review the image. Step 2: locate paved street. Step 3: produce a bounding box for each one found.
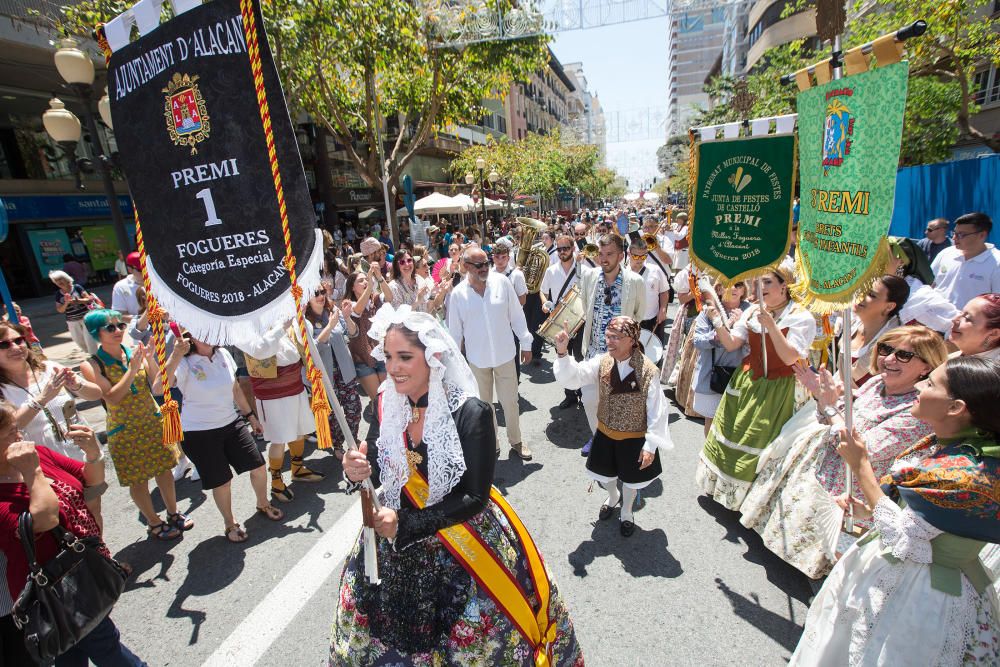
[23,297,811,666]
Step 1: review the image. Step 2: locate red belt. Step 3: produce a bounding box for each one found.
[251,362,304,400]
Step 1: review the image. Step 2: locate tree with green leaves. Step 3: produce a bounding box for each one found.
[58,0,550,244]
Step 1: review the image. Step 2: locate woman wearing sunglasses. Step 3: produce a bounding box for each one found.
[79,309,190,541]
[792,356,1000,665]
[742,326,947,579]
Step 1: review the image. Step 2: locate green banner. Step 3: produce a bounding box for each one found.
[689,134,796,286]
[794,61,909,312]
[80,225,121,272]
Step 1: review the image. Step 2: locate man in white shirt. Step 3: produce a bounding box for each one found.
[930,212,1000,310]
[541,234,582,409]
[449,246,534,460]
[111,252,143,323]
[627,240,670,339]
[491,240,528,305]
[642,215,675,273]
[541,230,559,266]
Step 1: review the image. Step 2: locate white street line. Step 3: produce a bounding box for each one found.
[202,500,361,667]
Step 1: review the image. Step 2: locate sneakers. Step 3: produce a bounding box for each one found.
[510,442,533,461]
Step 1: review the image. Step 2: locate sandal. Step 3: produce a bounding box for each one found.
[167,511,194,531]
[256,504,285,521]
[224,523,248,543]
[147,521,181,541]
[271,485,294,503]
[290,456,325,482]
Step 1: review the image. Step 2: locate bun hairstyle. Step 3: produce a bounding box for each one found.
[878,275,910,319]
[944,356,1000,439]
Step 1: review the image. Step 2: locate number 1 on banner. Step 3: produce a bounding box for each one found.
[196,188,223,227]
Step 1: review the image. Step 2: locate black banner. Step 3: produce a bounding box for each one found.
[108,0,319,344]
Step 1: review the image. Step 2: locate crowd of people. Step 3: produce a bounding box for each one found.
[0,204,998,665]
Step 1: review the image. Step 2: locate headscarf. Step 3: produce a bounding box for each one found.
[888,237,935,286]
[367,304,479,509]
[608,316,641,351]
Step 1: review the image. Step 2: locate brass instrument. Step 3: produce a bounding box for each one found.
[515,216,549,294]
[581,243,599,259]
[642,232,659,251]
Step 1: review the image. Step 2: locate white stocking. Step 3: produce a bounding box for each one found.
[603,479,620,508]
[621,486,638,523]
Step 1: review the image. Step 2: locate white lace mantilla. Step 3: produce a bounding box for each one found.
[368,304,478,510]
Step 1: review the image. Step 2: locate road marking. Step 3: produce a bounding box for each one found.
[202,500,361,667]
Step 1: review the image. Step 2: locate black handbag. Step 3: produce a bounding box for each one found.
[709,347,737,395]
[12,512,128,664]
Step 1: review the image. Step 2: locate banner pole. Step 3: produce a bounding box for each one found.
[828,28,855,534]
[757,280,767,377]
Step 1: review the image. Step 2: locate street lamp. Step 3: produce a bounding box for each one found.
[465,157,491,239]
[42,37,132,254]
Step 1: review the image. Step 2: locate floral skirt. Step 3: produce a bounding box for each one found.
[329,368,363,449]
[330,499,583,666]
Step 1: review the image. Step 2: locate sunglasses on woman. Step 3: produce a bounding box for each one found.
[398,258,413,266]
[0,336,26,350]
[876,342,921,363]
[102,322,129,333]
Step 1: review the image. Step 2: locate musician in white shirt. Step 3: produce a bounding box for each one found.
[541,234,583,409]
[627,240,671,339]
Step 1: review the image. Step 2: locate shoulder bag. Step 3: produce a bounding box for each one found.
[709,347,737,395]
[12,512,127,663]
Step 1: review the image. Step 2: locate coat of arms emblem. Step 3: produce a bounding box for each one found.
[821,96,853,176]
[163,72,210,154]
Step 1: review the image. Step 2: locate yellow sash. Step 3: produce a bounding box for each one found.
[402,468,557,666]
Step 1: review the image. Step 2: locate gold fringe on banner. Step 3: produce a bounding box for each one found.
[844,47,871,75]
[791,239,891,315]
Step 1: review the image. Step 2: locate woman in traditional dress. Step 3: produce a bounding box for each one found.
[332,305,583,666]
[740,325,947,579]
[791,356,1000,665]
[78,309,189,540]
[949,293,1000,361]
[689,281,750,433]
[695,266,816,510]
[840,275,909,389]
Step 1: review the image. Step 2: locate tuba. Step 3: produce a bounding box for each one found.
[515,216,549,294]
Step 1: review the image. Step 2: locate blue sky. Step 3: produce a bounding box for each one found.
[552,16,669,190]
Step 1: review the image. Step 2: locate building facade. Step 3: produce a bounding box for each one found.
[665,6,727,134]
[563,62,608,164]
[505,48,578,140]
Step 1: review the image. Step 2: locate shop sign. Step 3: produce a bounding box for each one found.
[3,195,134,222]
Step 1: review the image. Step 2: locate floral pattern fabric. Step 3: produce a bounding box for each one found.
[99,348,178,486]
[740,377,933,578]
[330,498,583,666]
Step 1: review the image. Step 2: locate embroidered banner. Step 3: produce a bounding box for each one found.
[793,61,909,312]
[107,0,320,344]
[689,133,796,285]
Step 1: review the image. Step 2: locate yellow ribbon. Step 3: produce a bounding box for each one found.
[402,469,556,666]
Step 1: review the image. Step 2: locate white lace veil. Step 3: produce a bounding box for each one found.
[368,304,479,509]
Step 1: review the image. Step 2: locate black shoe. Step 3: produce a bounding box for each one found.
[598,503,615,521]
[620,520,636,537]
[557,395,578,410]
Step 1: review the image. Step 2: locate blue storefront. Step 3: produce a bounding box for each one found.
[1,194,136,298]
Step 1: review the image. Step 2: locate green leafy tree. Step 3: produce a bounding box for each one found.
[58,0,549,243]
[656,133,692,179]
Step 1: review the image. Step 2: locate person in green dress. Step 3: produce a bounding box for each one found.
[694,266,817,511]
[79,309,190,541]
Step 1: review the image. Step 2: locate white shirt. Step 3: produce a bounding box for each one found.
[554,354,674,454]
[492,264,528,298]
[731,303,817,358]
[239,322,301,365]
[900,275,959,334]
[636,260,671,320]
[1,363,88,461]
[931,245,1000,310]
[448,272,532,368]
[540,261,579,310]
[174,348,239,431]
[111,275,141,317]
